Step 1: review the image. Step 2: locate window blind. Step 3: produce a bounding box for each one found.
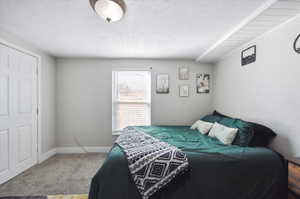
[112,70,151,133]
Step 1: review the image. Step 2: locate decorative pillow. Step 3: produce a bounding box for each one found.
[190,120,213,134]
[208,123,238,145]
[212,111,254,147]
[213,110,277,147]
[249,122,277,147]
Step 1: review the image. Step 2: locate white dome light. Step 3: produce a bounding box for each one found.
[91,0,126,23]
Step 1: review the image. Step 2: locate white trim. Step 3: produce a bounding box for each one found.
[37,55,43,164]
[112,70,152,132]
[0,37,42,166]
[39,148,57,163]
[113,67,152,71]
[56,146,112,154]
[36,147,112,163]
[113,101,151,104]
[195,0,277,62]
[217,13,300,64]
[112,131,122,136]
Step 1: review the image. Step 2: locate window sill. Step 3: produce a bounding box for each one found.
[112,131,122,136]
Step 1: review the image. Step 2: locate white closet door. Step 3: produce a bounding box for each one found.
[0,44,38,184]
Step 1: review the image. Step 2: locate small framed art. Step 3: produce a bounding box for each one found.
[241,45,256,66]
[156,74,169,94]
[196,73,210,94]
[178,66,189,80]
[179,85,189,97]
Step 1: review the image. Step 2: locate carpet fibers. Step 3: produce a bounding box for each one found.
[0,154,106,197]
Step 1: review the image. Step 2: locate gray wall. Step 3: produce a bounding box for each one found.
[213,16,300,156]
[56,59,213,147]
[0,29,57,154]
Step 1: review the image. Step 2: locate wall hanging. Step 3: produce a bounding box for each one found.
[196,73,210,94]
[179,85,189,97]
[156,74,169,94]
[241,45,256,66]
[178,66,189,80]
[294,34,300,54]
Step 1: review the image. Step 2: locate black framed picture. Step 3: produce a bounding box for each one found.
[241,45,256,66]
[156,74,169,94]
[294,34,300,54]
[196,73,210,94]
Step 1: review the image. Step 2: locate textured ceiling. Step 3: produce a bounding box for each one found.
[0,0,271,59]
[197,0,300,63]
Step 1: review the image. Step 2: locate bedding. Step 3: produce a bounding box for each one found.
[89,126,287,199]
[203,112,254,147]
[115,127,189,199]
[190,120,213,134]
[219,117,254,147]
[212,111,277,147]
[249,122,277,147]
[208,122,238,145]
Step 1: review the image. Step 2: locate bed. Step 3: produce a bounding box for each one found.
[88,125,287,199]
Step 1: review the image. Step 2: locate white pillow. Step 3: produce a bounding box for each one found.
[190,120,213,134]
[208,122,238,145]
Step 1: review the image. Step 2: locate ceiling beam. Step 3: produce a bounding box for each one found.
[195,0,278,62]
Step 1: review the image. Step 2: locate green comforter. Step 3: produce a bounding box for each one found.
[89,126,287,199]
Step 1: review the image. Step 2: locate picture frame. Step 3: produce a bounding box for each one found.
[196,73,210,94]
[178,66,189,80]
[156,74,169,94]
[241,45,256,66]
[179,85,189,97]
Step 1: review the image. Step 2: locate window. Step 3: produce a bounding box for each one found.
[112,70,151,134]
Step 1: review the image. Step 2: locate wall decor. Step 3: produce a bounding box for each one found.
[179,85,189,97]
[196,73,210,94]
[156,74,169,94]
[294,34,300,54]
[241,45,256,66]
[178,66,189,80]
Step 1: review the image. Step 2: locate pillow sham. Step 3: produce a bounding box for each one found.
[249,122,277,147]
[190,120,213,134]
[208,122,238,145]
[213,110,276,147]
[212,111,254,147]
[219,117,254,147]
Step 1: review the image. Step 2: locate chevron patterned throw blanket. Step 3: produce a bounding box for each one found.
[115,127,189,199]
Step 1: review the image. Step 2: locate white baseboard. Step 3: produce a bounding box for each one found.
[38,146,111,163]
[56,146,111,154]
[39,148,57,163]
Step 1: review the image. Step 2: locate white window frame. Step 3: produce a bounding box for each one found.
[112,68,151,135]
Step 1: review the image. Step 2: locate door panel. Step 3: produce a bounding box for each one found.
[0,43,38,185]
[18,78,33,114]
[0,129,9,174]
[0,76,9,116]
[17,125,32,163]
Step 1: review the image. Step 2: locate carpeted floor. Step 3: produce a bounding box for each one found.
[0,154,106,197]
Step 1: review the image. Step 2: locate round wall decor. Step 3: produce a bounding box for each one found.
[294,34,300,54]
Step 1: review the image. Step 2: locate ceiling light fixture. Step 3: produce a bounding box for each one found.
[89,0,126,23]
